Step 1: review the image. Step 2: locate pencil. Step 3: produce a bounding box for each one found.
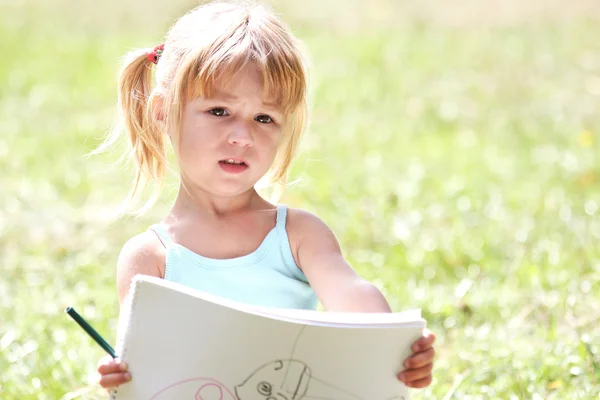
[65,306,117,359]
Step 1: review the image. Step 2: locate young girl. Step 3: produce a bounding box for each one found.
[96,0,435,392]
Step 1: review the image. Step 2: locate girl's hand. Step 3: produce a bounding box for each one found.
[397,329,436,388]
[97,355,131,389]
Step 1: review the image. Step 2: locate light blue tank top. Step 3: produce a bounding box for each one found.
[148,205,318,310]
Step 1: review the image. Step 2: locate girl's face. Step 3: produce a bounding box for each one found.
[175,63,284,197]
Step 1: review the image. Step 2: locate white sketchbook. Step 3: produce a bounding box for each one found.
[111,275,426,400]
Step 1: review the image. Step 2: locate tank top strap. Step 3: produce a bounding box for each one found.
[148,224,176,249]
[275,204,288,232]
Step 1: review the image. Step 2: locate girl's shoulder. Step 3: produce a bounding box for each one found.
[285,207,333,236]
[283,206,342,265]
[115,230,166,303]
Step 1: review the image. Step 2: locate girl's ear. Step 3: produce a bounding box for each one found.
[150,92,166,122]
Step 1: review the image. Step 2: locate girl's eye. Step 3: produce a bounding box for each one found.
[209,108,228,117]
[255,114,273,124]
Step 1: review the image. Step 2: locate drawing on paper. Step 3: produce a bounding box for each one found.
[148,377,237,400]
[147,360,405,400]
[147,324,406,400]
[234,359,309,399]
[233,358,400,400]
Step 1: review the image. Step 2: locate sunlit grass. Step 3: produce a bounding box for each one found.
[1,0,599,399]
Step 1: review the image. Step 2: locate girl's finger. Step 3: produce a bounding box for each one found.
[411,329,436,352]
[406,375,433,389]
[404,347,435,369]
[98,372,132,388]
[97,361,128,375]
[398,362,433,384]
[97,355,114,368]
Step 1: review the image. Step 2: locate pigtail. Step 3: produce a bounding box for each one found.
[118,49,167,212]
[96,48,168,214]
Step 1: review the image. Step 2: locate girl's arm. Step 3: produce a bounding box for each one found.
[289,208,390,312]
[115,231,165,305]
[98,230,165,389]
[288,208,435,389]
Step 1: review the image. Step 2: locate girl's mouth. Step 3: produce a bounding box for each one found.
[219,158,249,173]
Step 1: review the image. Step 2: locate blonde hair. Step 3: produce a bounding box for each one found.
[97,0,310,213]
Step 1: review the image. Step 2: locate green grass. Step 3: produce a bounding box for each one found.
[1,0,600,398]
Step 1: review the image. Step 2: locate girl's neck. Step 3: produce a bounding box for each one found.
[169,183,269,220]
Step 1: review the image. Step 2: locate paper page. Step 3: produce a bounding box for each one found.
[112,276,425,400]
[250,307,423,327]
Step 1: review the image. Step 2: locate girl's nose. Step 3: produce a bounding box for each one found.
[227,125,254,147]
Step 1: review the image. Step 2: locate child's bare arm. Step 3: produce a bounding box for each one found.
[289,209,391,312]
[98,231,165,389]
[289,209,435,388]
[115,231,165,304]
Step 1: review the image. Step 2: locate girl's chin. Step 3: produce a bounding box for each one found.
[199,182,258,198]
[180,172,265,197]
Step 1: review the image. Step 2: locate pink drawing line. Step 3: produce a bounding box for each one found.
[148,377,237,400]
[196,382,224,400]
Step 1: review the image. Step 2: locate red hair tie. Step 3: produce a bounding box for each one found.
[147,44,165,64]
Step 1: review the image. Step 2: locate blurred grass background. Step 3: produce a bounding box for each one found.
[1,0,600,398]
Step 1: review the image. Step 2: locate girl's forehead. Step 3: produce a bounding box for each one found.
[193,73,283,109]
[209,89,280,108]
[213,66,264,94]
